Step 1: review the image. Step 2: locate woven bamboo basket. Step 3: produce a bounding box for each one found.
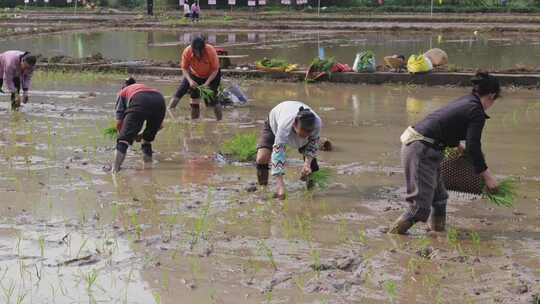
[440,149,483,195]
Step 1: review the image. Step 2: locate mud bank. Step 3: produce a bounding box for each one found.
[37,63,540,88]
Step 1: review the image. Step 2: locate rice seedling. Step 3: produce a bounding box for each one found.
[482,178,518,207]
[198,85,215,105]
[310,57,336,74]
[152,292,161,304]
[84,269,99,293]
[310,249,322,278]
[257,58,290,69]
[257,240,277,271]
[308,168,332,190]
[383,280,398,303]
[220,133,257,162]
[190,201,211,249]
[447,227,463,254]
[337,218,349,243]
[1,280,15,304]
[38,235,46,257]
[470,231,481,257]
[103,125,117,140]
[357,228,367,245]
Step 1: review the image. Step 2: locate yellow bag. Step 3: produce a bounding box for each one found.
[407,54,432,74]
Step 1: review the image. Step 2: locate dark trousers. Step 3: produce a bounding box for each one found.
[401,141,449,222]
[118,91,166,145]
[174,70,221,106]
[0,77,21,93]
[147,0,153,15]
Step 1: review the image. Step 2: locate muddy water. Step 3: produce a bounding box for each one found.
[0,72,539,303]
[5,30,540,70]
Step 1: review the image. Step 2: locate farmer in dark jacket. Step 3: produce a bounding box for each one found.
[390,72,501,234]
[113,78,166,173]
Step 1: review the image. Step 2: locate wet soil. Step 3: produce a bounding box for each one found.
[0,74,538,303]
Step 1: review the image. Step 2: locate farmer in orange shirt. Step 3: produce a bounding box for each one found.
[170,36,222,120]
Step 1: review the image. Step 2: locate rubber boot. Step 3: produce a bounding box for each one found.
[11,93,20,111]
[388,214,414,235]
[112,150,126,173]
[213,103,223,121]
[256,164,269,186]
[190,103,200,120]
[169,96,180,109]
[141,143,152,163]
[428,201,447,232]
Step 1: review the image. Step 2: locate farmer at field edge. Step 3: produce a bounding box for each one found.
[112,77,166,173]
[390,72,501,234]
[169,36,222,121]
[0,50,37,110]
[256,101,322,200]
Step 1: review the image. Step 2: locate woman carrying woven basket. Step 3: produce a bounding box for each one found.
[390,72,501,234]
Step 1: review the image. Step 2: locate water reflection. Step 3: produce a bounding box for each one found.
[6,30,540,69]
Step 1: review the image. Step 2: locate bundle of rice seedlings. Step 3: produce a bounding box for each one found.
[482,178,518,208]
[103,126,117,139]
[198,85,215,104]
[221,133,257,162]
[310,57,336,74]
[308,168,332,189]
[257,57,289,69]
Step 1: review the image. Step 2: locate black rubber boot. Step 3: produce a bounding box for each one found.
[141,143,152,163]
[389,214,414,235]
[190,103,200,120]
[213,103,223,121]
[428,201,447,232]
[11,93,20,111]
[256,164,269,186]
[112,151,126,173]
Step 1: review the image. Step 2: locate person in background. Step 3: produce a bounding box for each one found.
[113,77,166,173]
[0,50,36,110]
[390,72,501,234]
[169,36,222,121]
[256,101,322,200]
[190,2,200,22]
[183,1,191,18]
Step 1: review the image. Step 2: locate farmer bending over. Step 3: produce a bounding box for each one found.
[390,72,501,234]
[169,36,222,120]
[0,50,36,110]
[113,77,166,173]
[256,101,322,199]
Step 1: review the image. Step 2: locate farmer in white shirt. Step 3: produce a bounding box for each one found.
[255,101,322,199]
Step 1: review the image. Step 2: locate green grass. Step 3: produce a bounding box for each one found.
[221,133,257,162]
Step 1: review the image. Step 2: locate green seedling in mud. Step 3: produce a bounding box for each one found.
[223,15,233,21]
[130,213,143,241]
[245,257,262,284]
[1,280,15,304]
[38,235,46,257]
[189,257,202,282]
[447,227,463,254]
[75,238,89,259]
[307,168,332,190]
[190,201,211,249]
[16,292,27,304]
[293,274,306,292]
[310,249,322,278]
[383,280,398,304]
[407,257,420,276]
[470,231,481,257]
[257,240,278,271]
[152,292,161,304]
[357,228,368,245]
[83,269,99,293]
[221,133,257,162]
[337,218,350,243]
[264,291,273,303]
[296,214,313,244]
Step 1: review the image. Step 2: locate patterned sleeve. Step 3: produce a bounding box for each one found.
[271,143,286,176]
[303,135,320,159]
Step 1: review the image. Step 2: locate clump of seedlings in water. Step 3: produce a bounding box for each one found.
[383,280,398,303]
[103,125,117,140]
[447,227,463,254]
[220,133,257,162]
[308,168,332,189]
[482,178,518,207]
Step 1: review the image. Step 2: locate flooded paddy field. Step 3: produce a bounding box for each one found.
[0,71,538,303]
[5,29,540,70]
